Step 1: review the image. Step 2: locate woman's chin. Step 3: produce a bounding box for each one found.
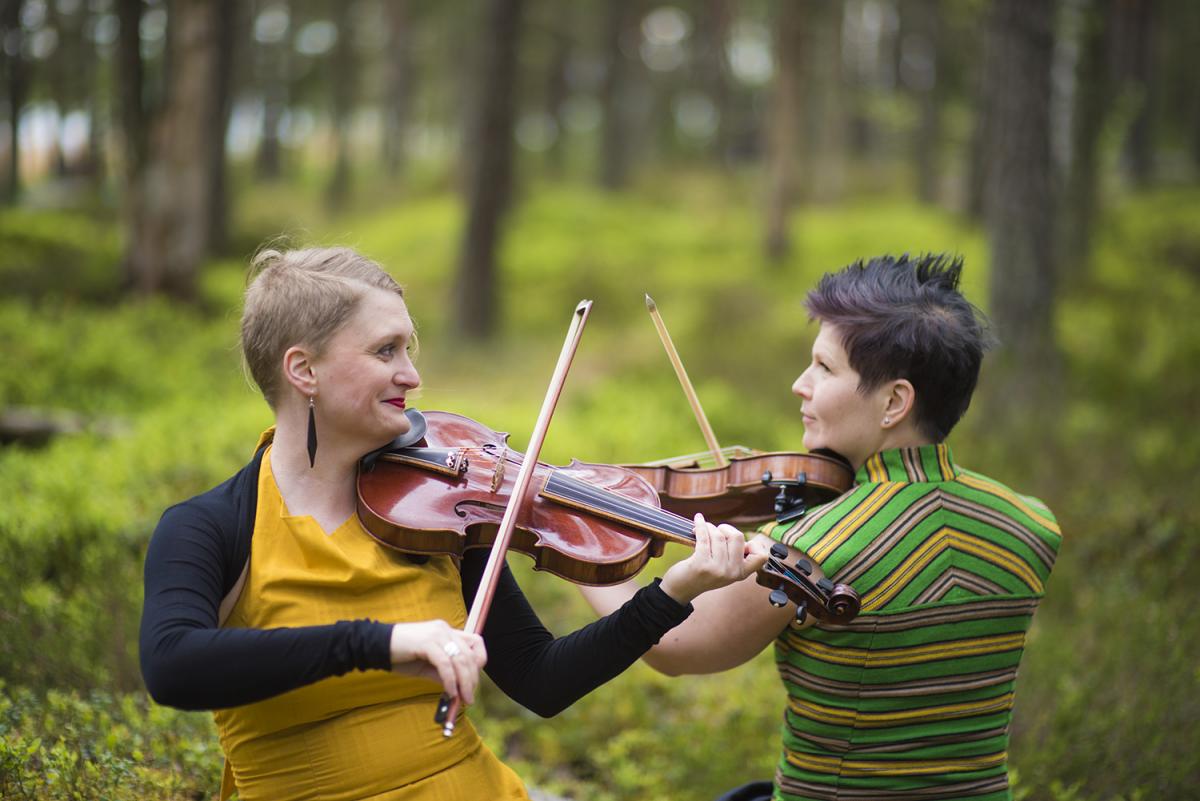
[377,409,413,438]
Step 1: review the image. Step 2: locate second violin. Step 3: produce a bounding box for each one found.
[622,446,852,527]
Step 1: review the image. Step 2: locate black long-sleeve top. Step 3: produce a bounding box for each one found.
[139,446,691,717]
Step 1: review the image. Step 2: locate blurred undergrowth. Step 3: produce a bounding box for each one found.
[1,179,1197,799]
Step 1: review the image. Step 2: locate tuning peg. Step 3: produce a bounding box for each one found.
[768,588,789,608]
[769,542,788,560]
[795,601,808,625]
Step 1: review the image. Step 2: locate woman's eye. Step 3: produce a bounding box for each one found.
[378,344,395,357]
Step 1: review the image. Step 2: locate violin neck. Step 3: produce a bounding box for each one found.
[541,471,698,548]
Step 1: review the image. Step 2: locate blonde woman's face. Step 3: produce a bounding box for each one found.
[310,288,421,450]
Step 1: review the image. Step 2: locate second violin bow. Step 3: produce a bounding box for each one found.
[645,294,727,467]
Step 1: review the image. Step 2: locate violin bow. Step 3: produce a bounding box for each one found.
[435,299,594,737]
[644,294,727,467]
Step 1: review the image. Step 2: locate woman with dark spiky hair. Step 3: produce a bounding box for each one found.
[583,254,1062,801]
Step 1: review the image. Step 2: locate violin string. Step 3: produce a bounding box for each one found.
[546,474,693,537]
[545,472,697,541]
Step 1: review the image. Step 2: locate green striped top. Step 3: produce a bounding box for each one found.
[762,444,1061,801]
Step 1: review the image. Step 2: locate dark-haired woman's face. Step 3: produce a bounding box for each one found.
[792,324,889,470]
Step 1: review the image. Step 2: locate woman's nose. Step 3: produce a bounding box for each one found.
[396,359,420,389]
[792,370,811,399]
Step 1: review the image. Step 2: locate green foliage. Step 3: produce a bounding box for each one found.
[0,183,1197,799]
[0,209,123,302]
[0,293,269,691]
[0,683,220,800]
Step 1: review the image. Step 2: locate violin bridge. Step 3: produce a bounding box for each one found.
[490,445,507,493]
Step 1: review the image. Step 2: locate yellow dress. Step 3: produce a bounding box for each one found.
[213,442,529,801]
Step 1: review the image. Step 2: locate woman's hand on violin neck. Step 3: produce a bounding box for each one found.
[388,621,487,705]
[659,515,771,605]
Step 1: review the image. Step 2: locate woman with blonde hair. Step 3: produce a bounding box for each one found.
[140,246,768,800]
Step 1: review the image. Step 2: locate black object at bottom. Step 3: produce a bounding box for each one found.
[714,780,774,801]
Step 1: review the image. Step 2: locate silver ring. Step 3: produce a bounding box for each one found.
[443,641,461,658]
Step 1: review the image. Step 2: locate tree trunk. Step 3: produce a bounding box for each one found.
[1113,0,1155,185]
[803,0,844,202]
[256,0,290,181]
[965,22,993,221]
[206,0,238,256]
[695,0,732,166]
[116,0,146,173]
[598,0,633,190]
[1061,0,1114,281]
[125,0,222,298]
[45,0,71,177]
[84,90,106,182]
[452,0,523,340]
[543,5,572,176]
[81,6,106,183]
[983,0,1060,412]
[1,0,26,204]
[907,0,943,205]
[381,0,413,178]
[764,0,804,263]
[325,0,355,212]
[116,0,147,288]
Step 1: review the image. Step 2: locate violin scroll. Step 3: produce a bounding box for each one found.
[755,541,861,624]
[824,583,862,623]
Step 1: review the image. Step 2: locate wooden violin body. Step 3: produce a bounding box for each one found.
[357,411,861,623]
[621,446,853,526]
[358,411,668,587]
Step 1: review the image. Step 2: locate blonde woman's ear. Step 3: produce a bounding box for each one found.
[282,346,319,396]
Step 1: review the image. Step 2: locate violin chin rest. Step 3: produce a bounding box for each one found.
[396,409,428,448]
[358,409,430,471]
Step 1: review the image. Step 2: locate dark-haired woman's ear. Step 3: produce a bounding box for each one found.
[881,380,916,429]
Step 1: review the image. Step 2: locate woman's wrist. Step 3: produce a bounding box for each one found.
[658,566,700,605]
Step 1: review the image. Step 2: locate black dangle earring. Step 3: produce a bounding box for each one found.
[307,395,318,468]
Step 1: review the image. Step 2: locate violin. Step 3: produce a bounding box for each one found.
[357,411,861,624]
[620,446,853,527]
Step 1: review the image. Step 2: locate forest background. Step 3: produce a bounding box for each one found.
[1,0,1197,799]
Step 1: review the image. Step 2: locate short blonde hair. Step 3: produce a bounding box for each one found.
[241,247,403,406]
